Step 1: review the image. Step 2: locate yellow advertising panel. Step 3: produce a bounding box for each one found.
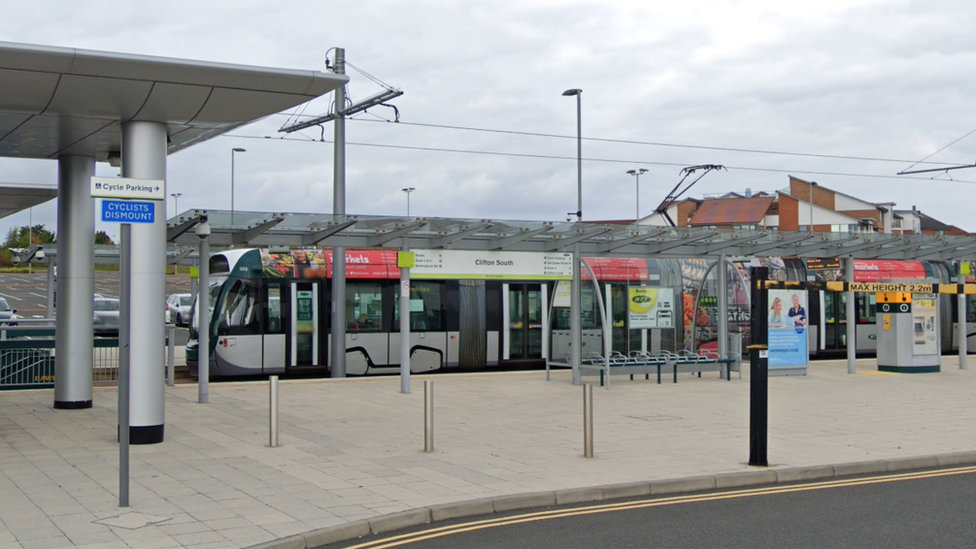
[628,287,674,329]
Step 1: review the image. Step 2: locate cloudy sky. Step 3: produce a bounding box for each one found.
[4,0,976,241]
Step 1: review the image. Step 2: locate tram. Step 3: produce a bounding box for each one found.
[187,248,976,379]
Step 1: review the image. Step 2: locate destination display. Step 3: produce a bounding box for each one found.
[411,250,574,280]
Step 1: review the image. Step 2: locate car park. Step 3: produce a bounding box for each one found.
[0,298,18,326]
[167,293,193,326]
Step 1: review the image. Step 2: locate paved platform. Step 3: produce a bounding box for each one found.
[2,358,975,549]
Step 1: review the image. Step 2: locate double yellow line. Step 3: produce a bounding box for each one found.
[343,466,976,548]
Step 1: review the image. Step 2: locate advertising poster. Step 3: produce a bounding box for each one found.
[767,289,808,368]
[628,287,675,329]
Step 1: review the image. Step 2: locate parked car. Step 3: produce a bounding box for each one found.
[0,298,18,326]
[167,293,193,326]
[93,298,120,335]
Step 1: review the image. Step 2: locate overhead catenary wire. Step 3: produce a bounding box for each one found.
[271,113,966,168]
[223,132,976,185]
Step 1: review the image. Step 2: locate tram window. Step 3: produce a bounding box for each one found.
[267,283,282,333]
[347,282,383,332]
[552,286,601,330]
[856,293,876,324]
[395,281,445,331]
[218,279,259,335]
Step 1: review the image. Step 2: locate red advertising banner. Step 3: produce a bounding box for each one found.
[581,257,649,281]
[853,260,926,282]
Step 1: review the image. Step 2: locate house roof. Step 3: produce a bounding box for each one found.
[689,196,775,226]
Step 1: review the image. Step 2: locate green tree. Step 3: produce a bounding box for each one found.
[94,231,114,245]
[3,224,56,248]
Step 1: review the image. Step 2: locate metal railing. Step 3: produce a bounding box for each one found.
[0,323,179,390]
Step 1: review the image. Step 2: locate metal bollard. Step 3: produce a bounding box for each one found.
[583,383,594,458]
[424,380,434,452]
[269,376,279,448]
[166,324,175,387]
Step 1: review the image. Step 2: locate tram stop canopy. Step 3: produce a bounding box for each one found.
[0,41,347,443]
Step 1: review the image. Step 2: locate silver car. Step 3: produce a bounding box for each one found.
[0,297,18,326]
[93,298,120,335]
[167,293,193,326]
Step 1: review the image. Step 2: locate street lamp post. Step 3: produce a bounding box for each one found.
[231,148,246,224]
[563,88,583,385]
[170,193,182,218]
[627,168,648,222]
[402,187,416,216]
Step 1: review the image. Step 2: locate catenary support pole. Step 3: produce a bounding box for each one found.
[571,243,582,385]
[331,47,348,378]
[846,255,856,374]
[748,266,769,467]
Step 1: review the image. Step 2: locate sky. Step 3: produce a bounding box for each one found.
[4,0,976,242]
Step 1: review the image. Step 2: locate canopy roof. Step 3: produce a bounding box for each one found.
[0,41,347,161]
[0,183,57,220]
[159,210,976,262]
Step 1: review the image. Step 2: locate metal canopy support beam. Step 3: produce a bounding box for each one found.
[914,242,976,260]
[489,226,553,250]
[301,219,358,246]
[641,231,717,254]
[595,229,669,253]
[543,227,612,252]
[166,214,207,242]
[739,233,813,256]
[870,239,925,259]
[697,233,765,255]
[232,217,285,246]
[166,248,192,265]
[430,223,493,248]
[846,255,856,375]
[785,235,857,257]
[830,236,898,257]
[367,220,427,247]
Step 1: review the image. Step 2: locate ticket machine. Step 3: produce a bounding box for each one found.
[876,285,940,373]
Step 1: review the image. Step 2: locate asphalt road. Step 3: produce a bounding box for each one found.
[0,270,193,344]
[321,467,976,549]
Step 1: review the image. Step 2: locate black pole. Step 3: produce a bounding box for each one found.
[748,266,769,467]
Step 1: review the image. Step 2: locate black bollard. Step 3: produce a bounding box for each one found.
[748,266,769,467]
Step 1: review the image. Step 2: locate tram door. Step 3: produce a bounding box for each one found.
[503,284,548,361]
[285,281,324,370]
[823,292,846,350]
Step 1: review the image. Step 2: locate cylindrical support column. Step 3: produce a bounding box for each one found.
[269,376,279,447]
[121,121,167,443]
[583,383,594,458]
[54,156,95,409]
[424,380,434,452]
[958,274,968,370]
[845,255,856,374]
[198,235,210,403]
[400,252,411,394]
[717,251,729,374]
[570,243,582,385]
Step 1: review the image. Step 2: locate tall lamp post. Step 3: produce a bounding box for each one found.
[627,168,648,222]
[562,88,583,385]
[170,193,182,218]
[231,148,246,225]
[402,187,416,216]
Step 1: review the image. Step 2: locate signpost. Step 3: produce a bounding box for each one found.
[92,176,164,508]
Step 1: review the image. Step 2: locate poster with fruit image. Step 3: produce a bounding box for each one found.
[628,287,674,329]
